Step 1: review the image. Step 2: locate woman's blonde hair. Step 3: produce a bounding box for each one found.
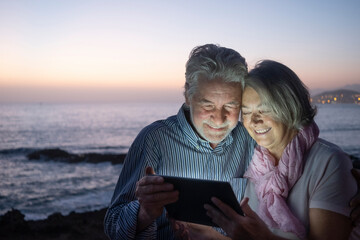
[246,60,317,129]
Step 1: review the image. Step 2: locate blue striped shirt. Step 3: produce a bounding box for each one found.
[104,104,256,240]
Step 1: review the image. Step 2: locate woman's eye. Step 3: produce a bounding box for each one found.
[242,112,251,115]
[259,110,270,114]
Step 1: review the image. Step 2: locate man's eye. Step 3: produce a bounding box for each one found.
[225,105,238,110]
[242,112,251,115]
[203,105,214,110]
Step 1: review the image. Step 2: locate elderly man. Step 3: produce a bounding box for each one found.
[104,44,256,239]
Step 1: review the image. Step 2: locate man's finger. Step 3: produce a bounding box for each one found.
[137,175,164,186]
[142,190,179,203]
[137,184,175,197]
[146,166,156,175]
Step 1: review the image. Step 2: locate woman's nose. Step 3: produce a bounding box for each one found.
[251,113,262,124]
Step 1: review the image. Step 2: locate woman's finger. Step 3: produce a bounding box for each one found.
[239,197,256,218]
[210,197,241,220]
[204,203,231,228]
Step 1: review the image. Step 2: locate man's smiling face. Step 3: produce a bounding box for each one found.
[186,78,242,149]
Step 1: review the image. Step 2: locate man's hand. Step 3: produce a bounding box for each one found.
[135,166,179,231]
[350,168,360,224]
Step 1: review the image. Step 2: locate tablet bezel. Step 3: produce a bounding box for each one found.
[159,175,243,226]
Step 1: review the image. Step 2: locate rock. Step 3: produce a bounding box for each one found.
[0,209,30,234]
[27,148,71,160]
[79,153,126,164]
[0,208,109,240]
[27,148,126,164]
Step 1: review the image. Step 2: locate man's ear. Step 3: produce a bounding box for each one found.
[185,95,190,106]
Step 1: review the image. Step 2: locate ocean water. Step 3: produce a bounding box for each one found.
[315,104,360,157]
[0,102,359,220]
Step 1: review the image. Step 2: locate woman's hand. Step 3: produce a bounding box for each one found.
[169,219,230,240]
[205,197,275,240]
[169,219,190,240]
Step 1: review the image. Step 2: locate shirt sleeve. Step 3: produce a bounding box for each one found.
[309,150,357,216]
[104,125,161,240]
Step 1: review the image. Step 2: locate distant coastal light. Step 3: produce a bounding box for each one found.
[311,89,360,105]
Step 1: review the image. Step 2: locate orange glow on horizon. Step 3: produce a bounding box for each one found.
[0,37,186,90]
[0,73,184,89]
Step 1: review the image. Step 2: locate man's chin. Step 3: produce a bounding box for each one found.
[206,135,227,145]
[200,129,232,144]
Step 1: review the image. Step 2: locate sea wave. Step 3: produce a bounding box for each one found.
[321,127,360,132]
[0,147,35,155]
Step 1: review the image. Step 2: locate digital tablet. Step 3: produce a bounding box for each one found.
[159,175,243,226]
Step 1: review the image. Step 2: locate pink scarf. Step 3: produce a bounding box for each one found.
[244,122,319,239]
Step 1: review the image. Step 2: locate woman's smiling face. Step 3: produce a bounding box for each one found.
[241,87,296,160]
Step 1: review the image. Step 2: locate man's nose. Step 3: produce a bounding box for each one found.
[211,109,226,125]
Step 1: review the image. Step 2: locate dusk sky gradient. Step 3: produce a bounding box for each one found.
[1,0,359,102]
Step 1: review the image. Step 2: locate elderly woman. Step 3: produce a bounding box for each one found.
[177,60,357,240]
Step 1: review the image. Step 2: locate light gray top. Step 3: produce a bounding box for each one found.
[244,138,357,239]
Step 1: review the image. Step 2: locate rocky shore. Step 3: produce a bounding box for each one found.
[0,148,121,240]
[0,208,109,240]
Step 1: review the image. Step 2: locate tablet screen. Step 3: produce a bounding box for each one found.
[160,175,243,226]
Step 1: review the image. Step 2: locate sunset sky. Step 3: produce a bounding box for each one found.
[1,0,359,103]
